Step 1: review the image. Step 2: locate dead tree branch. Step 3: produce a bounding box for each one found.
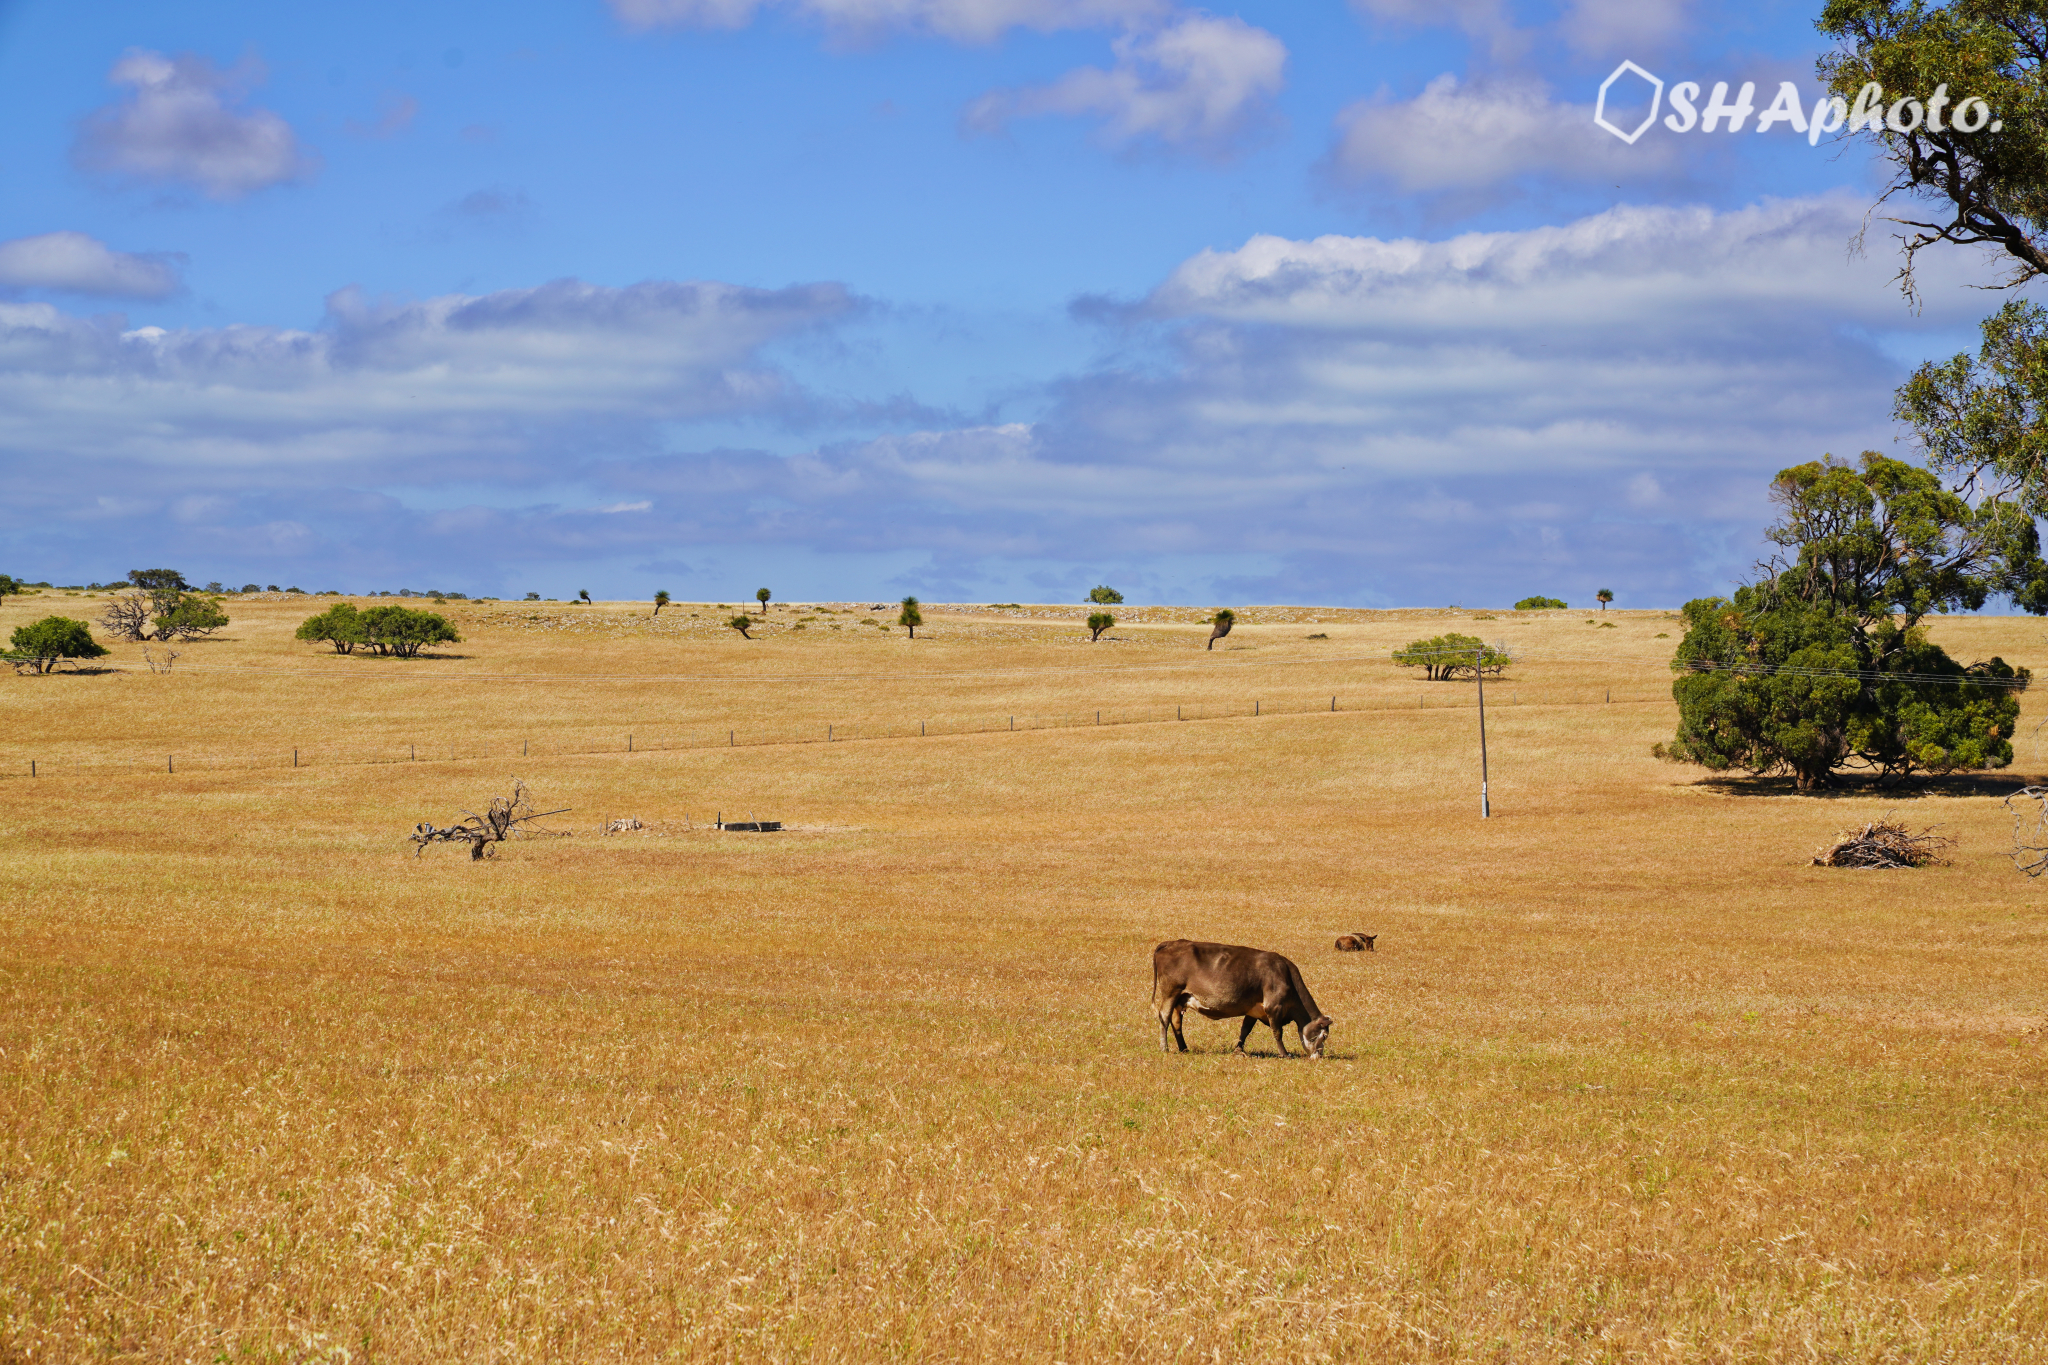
[2006,786,2048,877]
[410,779,570,860]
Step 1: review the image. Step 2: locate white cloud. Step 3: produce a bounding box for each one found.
[0,231,181,299]
[0,277,859,469]
[0,200,2012,606]
[966,14,1284,146]
[1144,195,2001,338]
[73,49,312,199]
[1329,73,1663,194]
[607,0,1164,42]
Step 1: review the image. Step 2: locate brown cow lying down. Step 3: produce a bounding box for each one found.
[1152,939,1332,1058]
[1334,934,1376,952]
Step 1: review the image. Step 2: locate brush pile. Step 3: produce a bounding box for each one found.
[411,779,570,860]
[1810,814,1953,869]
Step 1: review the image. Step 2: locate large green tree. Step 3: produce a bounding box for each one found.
[9,617,107,674]
[1664,452,2036,787]
[295,602,367,654]
[357,605,460,658]
[1818,0,2048,293]
[1896,298,2048,543]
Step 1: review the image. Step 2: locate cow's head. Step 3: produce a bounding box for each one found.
[1304,1015,1332,1059]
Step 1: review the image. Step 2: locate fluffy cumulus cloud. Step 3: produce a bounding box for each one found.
[0,199,2003,604]
[73,49,312,199]
[966,14,1284,147]
[0,232,181,299]
[606,0,1164,42]
[582,196,1984,604]
[1329,73,1668,195]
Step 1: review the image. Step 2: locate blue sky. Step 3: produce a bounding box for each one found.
[0,0,2025,605]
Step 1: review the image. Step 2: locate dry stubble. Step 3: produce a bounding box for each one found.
[2,597,2046,1362]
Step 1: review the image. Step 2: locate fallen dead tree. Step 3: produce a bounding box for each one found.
[1810,813,1953,869]
[2006,786,2048,877]
[411,779,569,860]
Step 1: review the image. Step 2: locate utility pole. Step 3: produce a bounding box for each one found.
[1475,645,1491,819]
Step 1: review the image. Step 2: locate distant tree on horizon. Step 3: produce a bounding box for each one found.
[1207,609,1234,650]
[1089,585,1123,604]
[654,590,671,616]
[899,596,922,639]
[1597,589,1614,610]
[1515,596,1568,611]
[757,588,772,609]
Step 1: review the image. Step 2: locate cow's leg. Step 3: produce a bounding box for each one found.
[1235,1017,1257,1054]
[1270,1018,1291,1057]
[1171,1003,1189,1053]
[1158,1009,1173,1053]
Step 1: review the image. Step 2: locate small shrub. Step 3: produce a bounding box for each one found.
[1515,596,1567,610]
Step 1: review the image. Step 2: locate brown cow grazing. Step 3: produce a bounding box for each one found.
[1152,939,1332,1058]
[1334,934,1376,952]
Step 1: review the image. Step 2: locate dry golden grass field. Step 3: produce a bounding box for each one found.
[4,592,2048,1362]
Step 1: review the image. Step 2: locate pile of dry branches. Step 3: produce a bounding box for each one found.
[410,779,569,860]
[1810,814,1954,869]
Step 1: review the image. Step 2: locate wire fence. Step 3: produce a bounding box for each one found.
[1,685,1673,780]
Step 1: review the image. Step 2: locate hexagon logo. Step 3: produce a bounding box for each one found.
[1595,61,1664,144]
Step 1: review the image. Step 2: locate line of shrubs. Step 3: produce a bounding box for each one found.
[296,602,461,657]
